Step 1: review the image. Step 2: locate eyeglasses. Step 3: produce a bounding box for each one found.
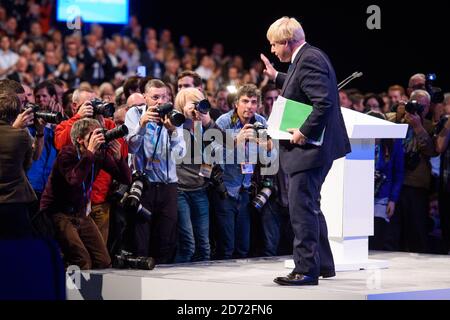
[149,95,168,101]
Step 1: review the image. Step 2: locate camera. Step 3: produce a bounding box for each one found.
[252,121,267,132]
[25,103,63,124]
[193,99,211,114]
[103,124,128,144]
[156,103,186,127]
[252,177,276,210]
[121,170,152,220]
[210,165,228,199]
[426,73,444,104]
[252,121,270,138]
[113,250,155,270]
[91,98,115,118]
[374,170,387,196]
[405,100,425,115]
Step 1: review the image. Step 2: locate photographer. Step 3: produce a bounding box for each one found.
[0,80,45,162]
[367,112,405,250]
[53,88,128,244]
[213,84,275,259]
[173,88,220,262]
[386,90,438,253]
[26,81,61,202]
[125,79,186,264]
[0,93,36,239]
[435,94,450,254]
[40,119,131,269]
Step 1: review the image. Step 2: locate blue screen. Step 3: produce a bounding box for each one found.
[57,0,129,25]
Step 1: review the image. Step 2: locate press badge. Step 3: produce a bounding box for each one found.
[241,163,254,174]
[147,159,161,171]
[199,164,213,178]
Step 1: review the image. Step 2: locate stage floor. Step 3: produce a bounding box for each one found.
[67,251,450,300]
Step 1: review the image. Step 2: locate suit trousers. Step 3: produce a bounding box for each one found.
[288,162,334,278]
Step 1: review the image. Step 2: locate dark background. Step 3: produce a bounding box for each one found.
[126,0,449,93]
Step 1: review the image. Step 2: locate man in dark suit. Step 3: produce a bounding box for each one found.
[261,17,351,285]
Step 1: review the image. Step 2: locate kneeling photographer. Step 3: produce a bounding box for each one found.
[53,88,128,245]
[39,118,131,269]
[386,90,438,253]
[125,79,186,264]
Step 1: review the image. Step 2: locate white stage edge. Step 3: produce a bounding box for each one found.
[67,252,450,300]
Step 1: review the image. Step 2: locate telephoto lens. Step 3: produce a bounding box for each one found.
[252,188,272,210]
[113,250,156,270]
[26,103,63,124]
[104,124,128,143]
[156,103,186,127]
[252,178,274,210]
[34,110,64,124]
[121,171,153,220]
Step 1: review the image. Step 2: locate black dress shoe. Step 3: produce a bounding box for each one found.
[274,272,319,286]
[320,270,336,278]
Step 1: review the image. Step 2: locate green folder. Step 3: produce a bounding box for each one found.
[279,98,325,145]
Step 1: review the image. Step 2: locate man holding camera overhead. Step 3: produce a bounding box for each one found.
[125,79,186,264]
[54,87,128,244]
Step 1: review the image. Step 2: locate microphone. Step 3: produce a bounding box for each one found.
[338,71,363,90]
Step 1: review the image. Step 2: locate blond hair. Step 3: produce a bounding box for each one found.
[174,87,205,113]
[267,17,305,43]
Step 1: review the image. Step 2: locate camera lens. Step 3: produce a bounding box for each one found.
[252,187,272,210]
[104,124,128,143]
[34,111,64,124]
[195,99,211,114]
[168,110,185,127]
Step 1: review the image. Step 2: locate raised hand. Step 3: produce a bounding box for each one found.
[260,53,277,81]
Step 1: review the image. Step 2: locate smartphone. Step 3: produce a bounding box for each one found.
[137,66,146,77]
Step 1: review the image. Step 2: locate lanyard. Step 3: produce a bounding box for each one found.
[77,150,95,204]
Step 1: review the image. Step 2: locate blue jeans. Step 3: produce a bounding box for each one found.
[175,189,210,263]
[213,191,251,260]
[260,199,293,256]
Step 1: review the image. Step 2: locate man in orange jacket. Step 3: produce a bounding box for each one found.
[54,87,129,244]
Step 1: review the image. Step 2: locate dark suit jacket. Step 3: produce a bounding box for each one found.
[0,120,36,204]
[275,43,351,174]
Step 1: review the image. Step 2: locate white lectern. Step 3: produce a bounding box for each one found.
[285,108,408,271]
